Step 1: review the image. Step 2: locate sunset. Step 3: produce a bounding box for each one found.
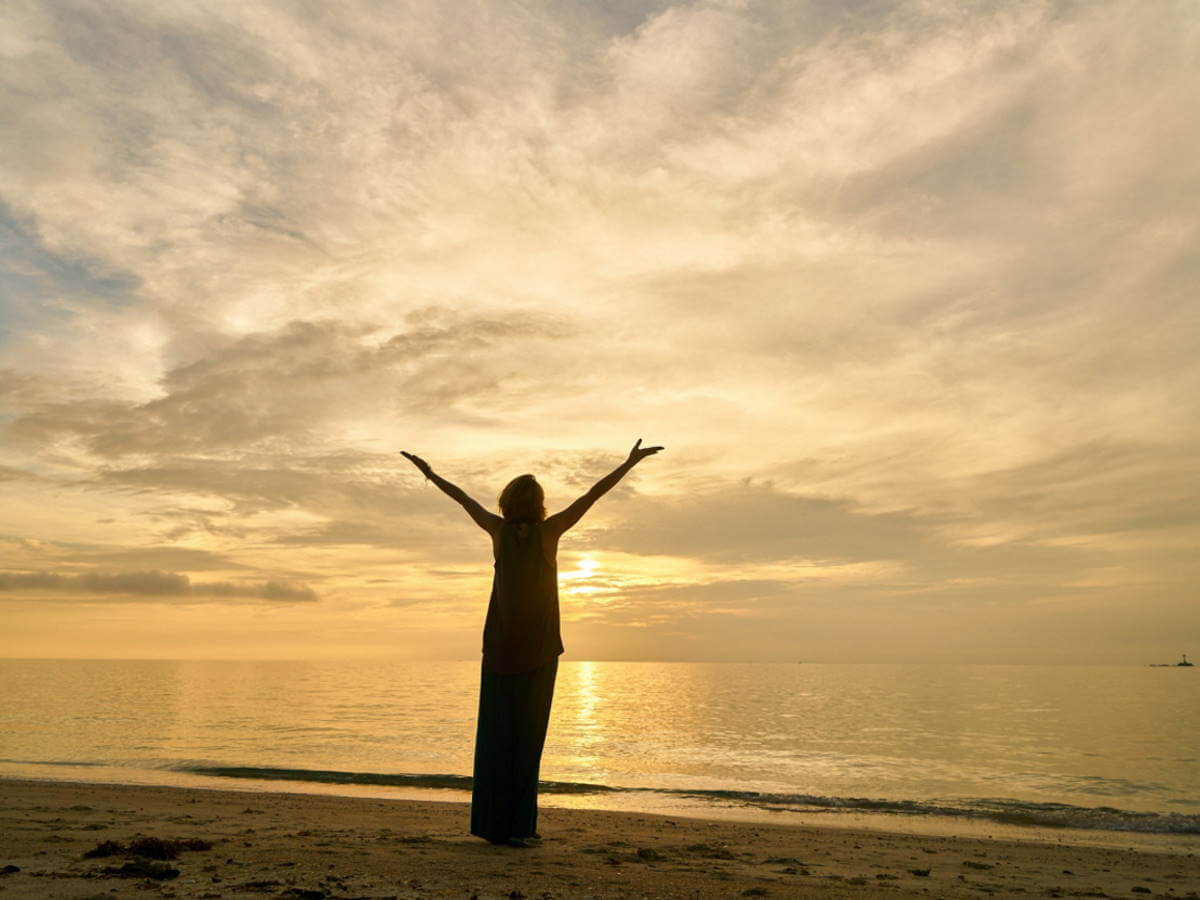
[4,0,1196,667]
[1,1,1197,895]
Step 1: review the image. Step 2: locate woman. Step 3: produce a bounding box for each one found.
[401,439,663,847]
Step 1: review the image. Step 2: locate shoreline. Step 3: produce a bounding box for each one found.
[4,761,1198,852]
[2,778,1197,899]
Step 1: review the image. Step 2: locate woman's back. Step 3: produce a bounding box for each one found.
[482,521,563,675]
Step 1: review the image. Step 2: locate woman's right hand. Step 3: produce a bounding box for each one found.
[626,438,664,465]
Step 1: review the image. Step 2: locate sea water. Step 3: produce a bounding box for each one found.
[1,659,1196,838]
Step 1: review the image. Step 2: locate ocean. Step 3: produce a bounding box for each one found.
[1,659,1196,839]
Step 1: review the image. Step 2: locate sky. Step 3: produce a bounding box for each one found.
[1,0,1197,664]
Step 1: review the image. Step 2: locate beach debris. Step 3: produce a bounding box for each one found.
[102,860,180,880]
[1132,889,1152,895]
[282,889,326,899]
[133,836,212,858]
[82,840,125,858]
[963,860,995,870]
[741,889,769,896]
[908,868,931,877]
[84,836,212,860]
[686,842,737,860]
[1,865,21,875]
[636,847,662,861]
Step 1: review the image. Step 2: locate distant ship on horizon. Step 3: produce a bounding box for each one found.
[1148,653,1193,668]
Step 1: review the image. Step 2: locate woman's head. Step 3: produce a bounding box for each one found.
[498,474,546,523]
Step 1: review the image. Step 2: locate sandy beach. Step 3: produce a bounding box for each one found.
[1,779,1196,899]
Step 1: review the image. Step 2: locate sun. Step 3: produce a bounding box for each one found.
[562,555,603,597]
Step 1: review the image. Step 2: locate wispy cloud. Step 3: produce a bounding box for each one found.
[0,569,317,602]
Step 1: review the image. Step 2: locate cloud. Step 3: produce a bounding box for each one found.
[0,569,317,603]
[593,479,930,564]
[6,309,578,458]
[0,200,140,347]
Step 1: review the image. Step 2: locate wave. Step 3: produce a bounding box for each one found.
[174,764,1200,835]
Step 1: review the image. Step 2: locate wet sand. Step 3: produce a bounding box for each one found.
[1,778,1196,898]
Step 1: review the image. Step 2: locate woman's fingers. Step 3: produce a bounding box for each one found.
[630,441,663,460]
[402,451,430,471]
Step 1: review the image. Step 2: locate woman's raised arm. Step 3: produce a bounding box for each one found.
[546,439,663,536]
[401,451,503,536]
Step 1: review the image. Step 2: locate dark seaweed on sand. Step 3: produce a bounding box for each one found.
[84,836,213,860]
[102,860,180,880]
[685,842,738,860]
[82,839,126,859]
[129,836,212,858]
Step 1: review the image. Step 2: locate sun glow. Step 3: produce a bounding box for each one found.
[574,557,599,578]
[562,556,599,592]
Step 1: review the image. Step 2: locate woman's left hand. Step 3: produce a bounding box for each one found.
[401,451,433,478]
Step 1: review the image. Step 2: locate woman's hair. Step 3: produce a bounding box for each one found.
[498,474,546,523]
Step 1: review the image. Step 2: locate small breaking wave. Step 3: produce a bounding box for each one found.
[175,764,1200,835]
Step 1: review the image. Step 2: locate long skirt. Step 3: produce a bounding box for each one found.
[470,658,558,843]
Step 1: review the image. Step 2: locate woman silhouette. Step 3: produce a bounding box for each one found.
[401,439,663,847]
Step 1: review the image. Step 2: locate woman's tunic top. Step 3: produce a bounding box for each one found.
[482,521,563,674]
